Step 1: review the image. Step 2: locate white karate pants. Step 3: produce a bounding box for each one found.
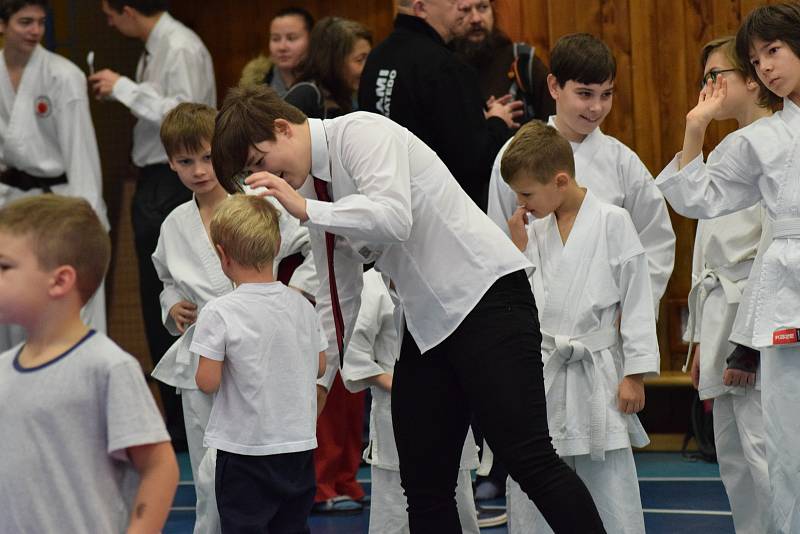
[713,389,771,534]
[180,388,213,483]
[507,447,644,534]
[762,346,800,534]
[178,389,217,534]
[194,448,221,534]
[369,467,479,534]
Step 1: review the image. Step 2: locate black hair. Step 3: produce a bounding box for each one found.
[273,6,314,33]
[0,0,47,22]
[736,2,800,107]
[104,0,167,16]
[550,33,616,87]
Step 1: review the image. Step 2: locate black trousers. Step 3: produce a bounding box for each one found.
[392,270,605,533]
[131,163,192,444]
[216,449,316,534]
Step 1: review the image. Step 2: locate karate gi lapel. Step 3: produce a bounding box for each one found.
[538,190,602,335]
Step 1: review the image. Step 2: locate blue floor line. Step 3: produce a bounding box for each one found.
[165,452,736,534]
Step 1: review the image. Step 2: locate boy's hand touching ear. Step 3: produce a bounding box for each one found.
[245,172,308,222]
[687,76,728,128]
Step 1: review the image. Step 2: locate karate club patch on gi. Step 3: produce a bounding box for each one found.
[34,96,52,118]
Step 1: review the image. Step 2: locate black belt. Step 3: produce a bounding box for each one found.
[0,168,67,193]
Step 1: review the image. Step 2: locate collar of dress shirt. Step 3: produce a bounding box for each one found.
[144,11,174,55]
[308,118,332,183]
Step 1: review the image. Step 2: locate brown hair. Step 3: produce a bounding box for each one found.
[298,17,372,113]
[736,2,800,108]
[702,36,777,109]
[501,120,575,184]
[0,195,110,303]
[160,103,217,159]
[210,194,281,271]
[213,85,307,193]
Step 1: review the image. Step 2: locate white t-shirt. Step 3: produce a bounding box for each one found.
[0,331,169,533]
[191,282,327,456]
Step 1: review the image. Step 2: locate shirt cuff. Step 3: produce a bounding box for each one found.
[624,355,660,377]
[305,198,333,229]
[189,341,225,361]
[655,152,702,188]
[317,363,338,391]
[111,76,137,107]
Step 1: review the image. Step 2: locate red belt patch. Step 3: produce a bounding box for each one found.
[772,328,800,345]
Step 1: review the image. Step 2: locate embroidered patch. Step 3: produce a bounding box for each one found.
[34,96,52,118]
[772,328,800,345]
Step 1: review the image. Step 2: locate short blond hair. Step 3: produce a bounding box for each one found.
[0,195,109,303]
[161,103,217,159]
[210,195,280,270]
[501,120,575,184]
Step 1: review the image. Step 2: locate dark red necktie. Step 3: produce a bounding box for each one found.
[313,178,345,366]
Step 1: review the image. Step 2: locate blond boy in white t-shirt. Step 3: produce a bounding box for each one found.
[191,194,327,532]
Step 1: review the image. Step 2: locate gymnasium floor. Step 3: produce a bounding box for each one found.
[164,452,735,533]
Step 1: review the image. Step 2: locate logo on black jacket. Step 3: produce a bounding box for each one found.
[375,69,397,117]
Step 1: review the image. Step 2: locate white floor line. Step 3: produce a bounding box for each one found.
[643,508,732,517]
[171,506,197,512]
[639,476,722,482]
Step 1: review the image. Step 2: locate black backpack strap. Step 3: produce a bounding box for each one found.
[511,42,535,94]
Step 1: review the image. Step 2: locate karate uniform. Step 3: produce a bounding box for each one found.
[685,202,770,534]
[506,190,658,534]
[341,269,480,534]
[0,45,107,349]
[487,116,675,308]
[656,98,800,533]
[150,195,316,533]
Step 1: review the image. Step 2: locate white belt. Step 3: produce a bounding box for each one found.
[682,260,754,372]
[773,218,800,239]
[541,327,618,461]
[175,323,196,365]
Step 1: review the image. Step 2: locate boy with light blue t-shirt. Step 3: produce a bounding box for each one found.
[192,194,327,532]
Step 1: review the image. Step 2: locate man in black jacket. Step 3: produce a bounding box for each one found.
[358,0,520,210]
[452,0,555,125]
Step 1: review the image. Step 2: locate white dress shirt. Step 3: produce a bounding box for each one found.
[111,12,216,167]
[303,112,531,389]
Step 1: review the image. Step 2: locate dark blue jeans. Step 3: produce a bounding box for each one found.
[392,270,605,533]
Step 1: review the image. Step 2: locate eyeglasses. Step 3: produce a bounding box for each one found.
[700,69,737,90]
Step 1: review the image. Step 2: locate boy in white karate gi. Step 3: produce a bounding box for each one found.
[150,103,317,533]
[0,0,107,349]
[655,4,800,531]
[682,36,771,534]
[503,121,659,534]
[487,33,675,311]
[0,195,178,533]
[341,268,480,534]
[193,195,327,533]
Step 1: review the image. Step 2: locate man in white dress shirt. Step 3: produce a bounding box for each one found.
[89,0,216,448]
[211,85,606,534]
